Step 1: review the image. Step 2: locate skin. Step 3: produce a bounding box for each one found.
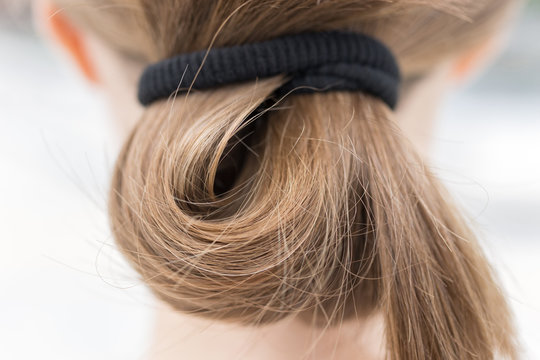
[34,0,508,358]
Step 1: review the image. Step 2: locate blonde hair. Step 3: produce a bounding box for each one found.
[57,0,519,358]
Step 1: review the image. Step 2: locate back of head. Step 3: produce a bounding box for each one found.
[58,0,519,358]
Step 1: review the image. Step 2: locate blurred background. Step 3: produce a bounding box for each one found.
[0,1,538,359]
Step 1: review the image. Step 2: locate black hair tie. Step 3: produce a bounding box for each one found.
[138,30,401,109]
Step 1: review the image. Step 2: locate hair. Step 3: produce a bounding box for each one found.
[56,0,520,358]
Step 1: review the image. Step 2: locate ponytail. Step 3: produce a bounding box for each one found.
[109,77,516,358]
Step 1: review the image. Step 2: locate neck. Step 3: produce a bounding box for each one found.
[143,301,385,360]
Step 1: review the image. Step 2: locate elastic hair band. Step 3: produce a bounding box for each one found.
[138,30,401,109]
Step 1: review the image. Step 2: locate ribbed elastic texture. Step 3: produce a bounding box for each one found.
[138,31,401,109]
